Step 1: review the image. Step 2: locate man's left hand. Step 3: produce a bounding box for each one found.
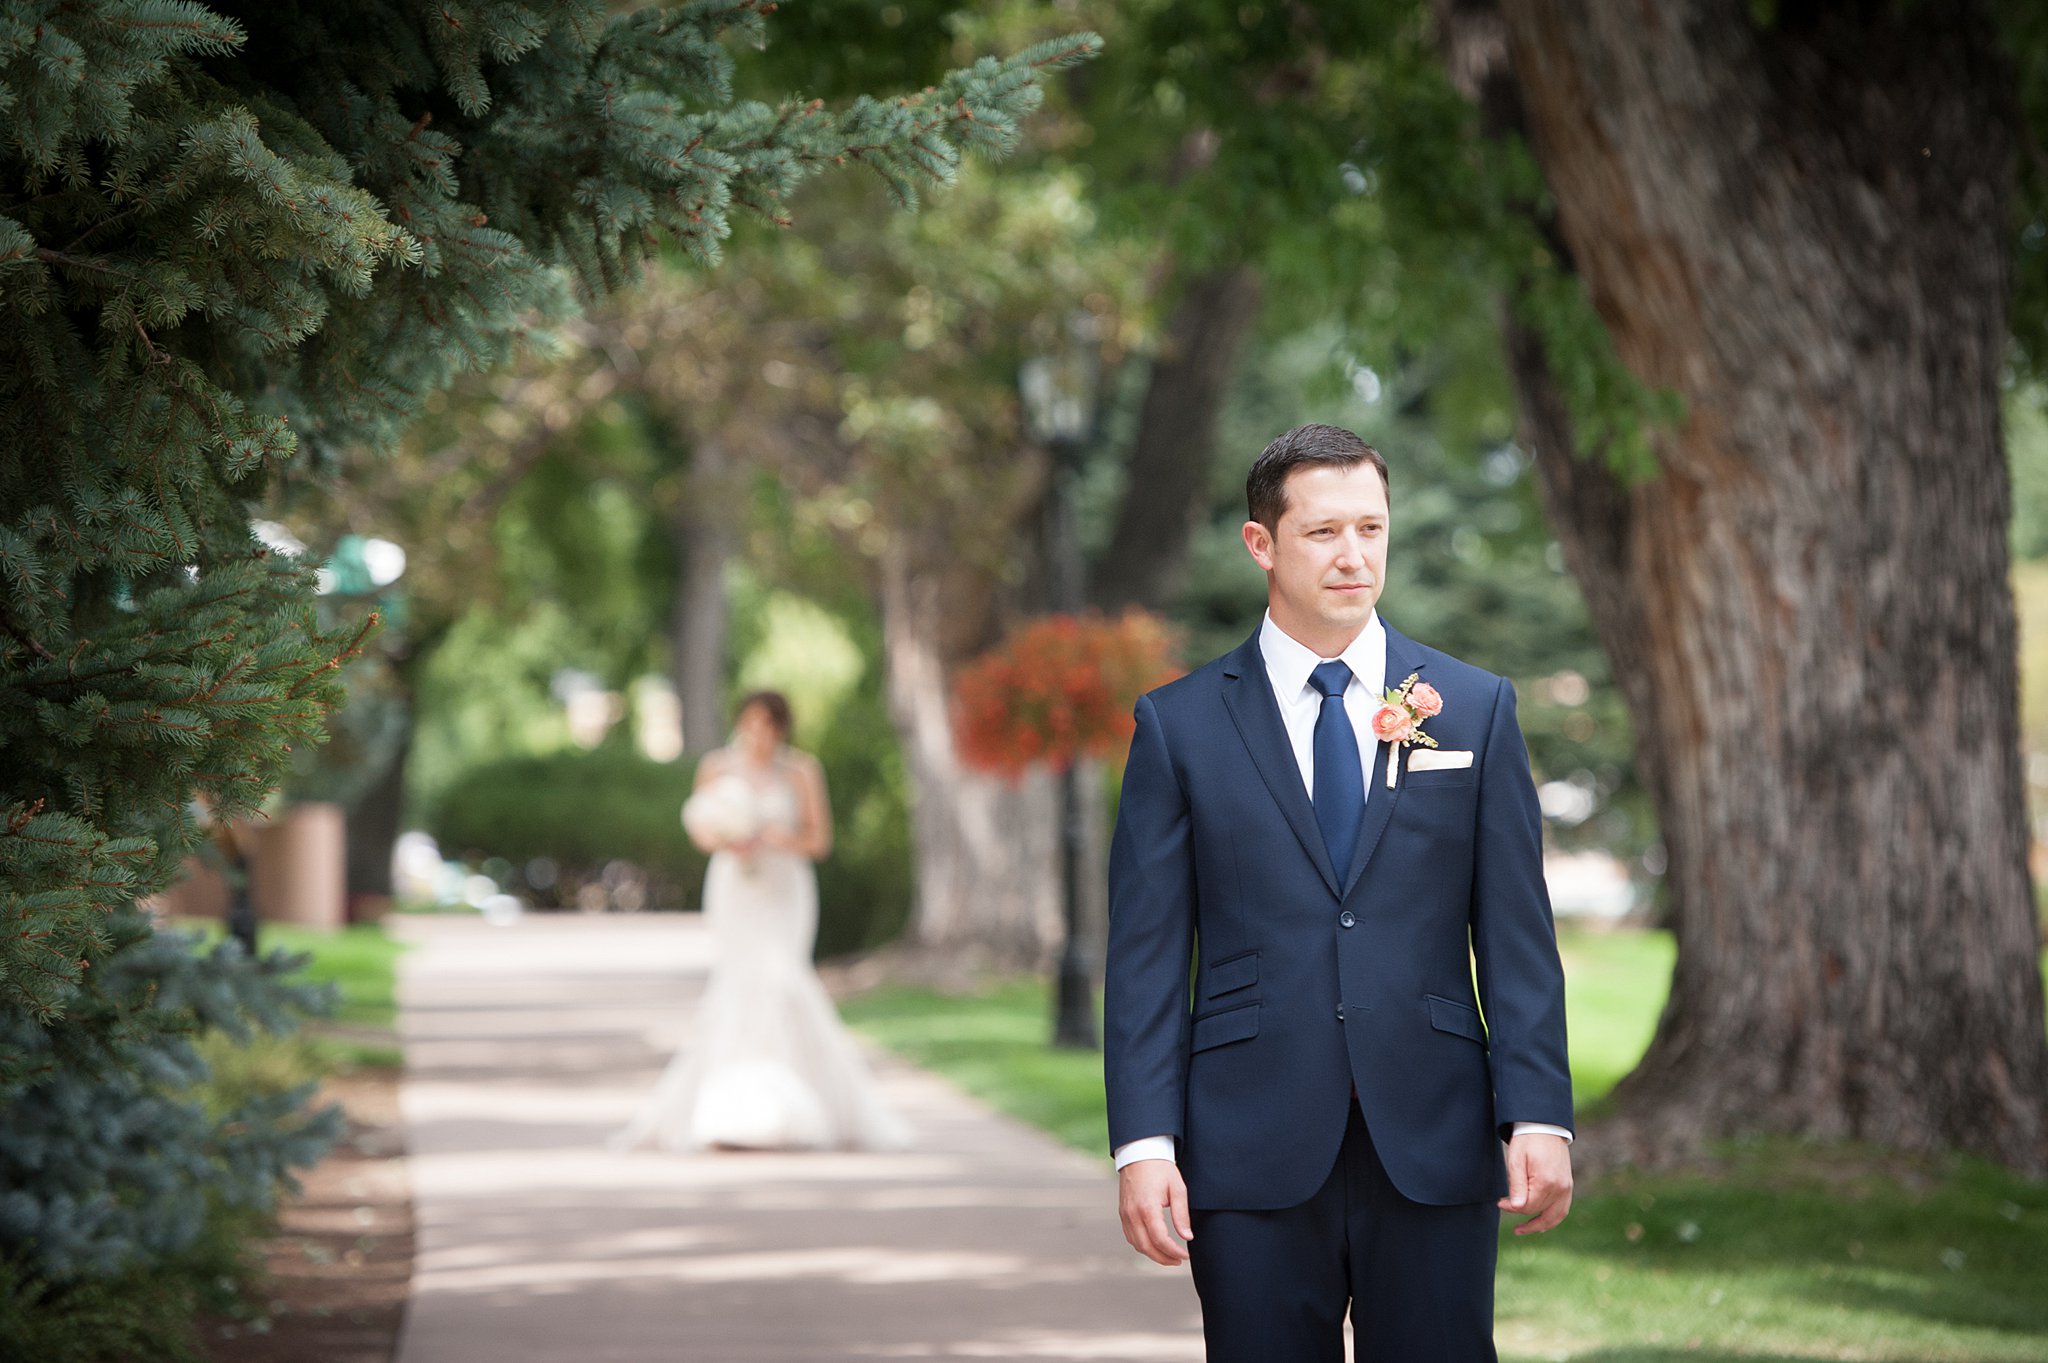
[1499,1132,1572,1235]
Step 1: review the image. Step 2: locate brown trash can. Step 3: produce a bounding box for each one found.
[141,802,348,933]
[250,801,347,930]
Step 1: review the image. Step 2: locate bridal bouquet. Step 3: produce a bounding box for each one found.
[681,775,761,846]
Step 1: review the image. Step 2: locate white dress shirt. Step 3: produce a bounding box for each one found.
[1259,608,1388,804]
[1113,611,1570,1170]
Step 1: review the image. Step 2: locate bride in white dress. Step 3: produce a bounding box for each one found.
[611,690,911,1153]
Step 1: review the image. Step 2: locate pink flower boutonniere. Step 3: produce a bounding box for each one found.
[1371,673,1443,789]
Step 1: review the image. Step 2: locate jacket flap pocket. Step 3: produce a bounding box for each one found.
[1204,951,1259,998]
[1426,994,1487,1046]
[1191,1002,1260,1053]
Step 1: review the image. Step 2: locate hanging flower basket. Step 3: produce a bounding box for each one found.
[952,609,1184,778]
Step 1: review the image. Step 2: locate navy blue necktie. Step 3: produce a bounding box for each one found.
[1311,660,1364,881]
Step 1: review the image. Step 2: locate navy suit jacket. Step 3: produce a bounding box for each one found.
[1103,619,1573,1211]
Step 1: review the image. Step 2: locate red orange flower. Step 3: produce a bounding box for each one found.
[952,610,1185,778]
[1371,704,1416,744]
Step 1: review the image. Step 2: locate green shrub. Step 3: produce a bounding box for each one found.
[812,680,914,959]
[427,703,913,958]
[0,1190,271,1363]
[0,1254,205,1363]
[426,740,708,909]
[0,923,340,1359]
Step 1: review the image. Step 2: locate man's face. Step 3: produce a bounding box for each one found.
[1242,462,1389,647]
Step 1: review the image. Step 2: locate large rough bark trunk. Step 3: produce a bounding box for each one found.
[1092,263,1264,611]
[1448,1,2048,1169]
[668,436,734,755]
[878,539,1061,970]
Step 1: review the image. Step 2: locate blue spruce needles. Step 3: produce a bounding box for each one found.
[0,0,1098,1330]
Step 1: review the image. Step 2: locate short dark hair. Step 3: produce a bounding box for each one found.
[735,689,794,740]
[1245,424,1389,532]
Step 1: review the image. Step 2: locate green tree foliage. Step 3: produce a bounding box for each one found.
[1156,327,1646,859]
[1056,0,1676,469]
[0,927,340,1281]
[0,924,340,1361]
[0,0,1095,1326]
[1992,0,2048,379]
[1,0,1094,1026]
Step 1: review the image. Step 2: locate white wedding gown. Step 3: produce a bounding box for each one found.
[611,763,911,1153]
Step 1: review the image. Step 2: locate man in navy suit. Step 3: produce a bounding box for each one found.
[1104,424,1574,1361]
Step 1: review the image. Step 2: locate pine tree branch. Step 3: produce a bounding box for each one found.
[34,247,141,282]
[0,602,55,662]
[0,0,1094,1062]
[281,612,381,701]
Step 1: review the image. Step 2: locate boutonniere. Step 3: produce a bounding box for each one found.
[1370,674,1444,789]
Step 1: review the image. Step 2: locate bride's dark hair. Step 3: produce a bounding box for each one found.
[735,689,794,741]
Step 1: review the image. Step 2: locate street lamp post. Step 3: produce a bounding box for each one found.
[1020,323,1101,1051]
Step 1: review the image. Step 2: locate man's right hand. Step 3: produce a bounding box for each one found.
[1118,1159,1193,1266]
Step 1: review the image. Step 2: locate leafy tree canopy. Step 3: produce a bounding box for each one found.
[0,0,1094,1033]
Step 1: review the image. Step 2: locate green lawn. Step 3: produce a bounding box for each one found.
[178,918,408,1069]
[1495,1148,2048,1362]
[253,920,407,1031]
[839,926,1678,1159]
[842,977,1112,1153]
[1555,927,1672,1106]
[843,927,2048,1363]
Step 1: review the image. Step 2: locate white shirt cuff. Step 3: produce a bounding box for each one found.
[1112,1135,1178,1169]
[1510,1121,1573,1143]
[1116,1125,1565,1167]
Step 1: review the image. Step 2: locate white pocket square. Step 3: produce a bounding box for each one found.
[1406,748,1474,771]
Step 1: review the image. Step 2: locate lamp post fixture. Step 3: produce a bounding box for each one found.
[1019,318,1101,1051]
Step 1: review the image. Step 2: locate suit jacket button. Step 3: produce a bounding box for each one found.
[1339,911,1356,928]
[1336,1004,1346,1022]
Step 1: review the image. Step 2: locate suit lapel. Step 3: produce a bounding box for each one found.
[1340,622,1429,901]
[1219,630,1342,898]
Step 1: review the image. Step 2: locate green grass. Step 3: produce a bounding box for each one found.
[1558,927,1673,1105]
[844,927,2048,1363]
[840,926,1677,1157]
[177,919,408,1069]
[253,921,406,1030]
[840,978,1109,1153]
[1495,1147,2048,1362]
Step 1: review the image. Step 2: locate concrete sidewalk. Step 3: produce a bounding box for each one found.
[389,914,1202,1363]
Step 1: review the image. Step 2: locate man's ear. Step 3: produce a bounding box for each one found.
[1242,519,1276,573]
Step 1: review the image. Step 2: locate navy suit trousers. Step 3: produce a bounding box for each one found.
[1188,1100,1500,1363]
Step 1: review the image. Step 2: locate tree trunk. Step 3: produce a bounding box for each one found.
[343,718,410,921]
[668,436,734,755]
[1092,263,1264,611]
[1457,0,2048,1169]
[878,539,1061,970]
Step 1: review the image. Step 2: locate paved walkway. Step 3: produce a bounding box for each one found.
[389,914,1203,1363]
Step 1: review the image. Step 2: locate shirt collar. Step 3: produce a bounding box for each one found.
[1259,608,1384,702]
